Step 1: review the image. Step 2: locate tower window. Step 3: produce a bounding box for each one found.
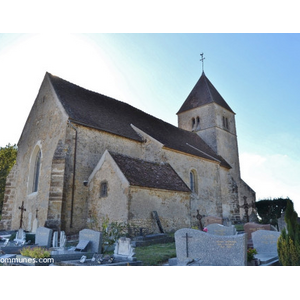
[192,117,200,131]
[223,116,229,130]
[100,181,108,198]
[192,118,196,130]
[196,117,200,130]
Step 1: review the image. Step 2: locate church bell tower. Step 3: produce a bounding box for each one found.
[177,71,241,181]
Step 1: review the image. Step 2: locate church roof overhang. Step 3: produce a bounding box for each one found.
[47,72,231,169]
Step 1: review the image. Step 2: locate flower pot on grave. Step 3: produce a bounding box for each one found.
[247,259,260,266]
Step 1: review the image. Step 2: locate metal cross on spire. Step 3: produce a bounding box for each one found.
[200,53,205,73]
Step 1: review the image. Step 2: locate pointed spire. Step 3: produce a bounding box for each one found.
[177,72,234,114]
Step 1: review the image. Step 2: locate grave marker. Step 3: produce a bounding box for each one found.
[18,201,26,229]
[78,229,102,253]
[206,224,237,236]
[202,216,222,227]
[252,230,281,265]
[114,237,136,261]
[152,211,164,233]
[174,228,247,266]
[244,222,276,240]
[60,231,66,248]
[35,227,53,247]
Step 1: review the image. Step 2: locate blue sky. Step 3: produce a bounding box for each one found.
[0,33,299,212]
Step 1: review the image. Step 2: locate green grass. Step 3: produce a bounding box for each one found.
[135,242,176,266]
[234,224,244,231]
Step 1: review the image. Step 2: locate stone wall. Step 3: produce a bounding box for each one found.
[0,164,17,230]
[128,186,191,233]
[5,75,69,231]
[61,124,143,234]
[87,151,130,231]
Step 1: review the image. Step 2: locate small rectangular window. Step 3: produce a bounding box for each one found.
[223,116,229,130]
[100,181,108,198]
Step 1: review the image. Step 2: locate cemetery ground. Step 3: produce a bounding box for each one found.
[126,242,176,266]
[0,243,176,266]
[0,230,177,266]
[0,221,284,266]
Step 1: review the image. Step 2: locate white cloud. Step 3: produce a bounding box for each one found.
[240,152,300,213]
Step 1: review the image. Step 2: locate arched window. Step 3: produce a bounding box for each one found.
[190,170,198,193]
[32,149,41,193]
[191,118,196,131]
[196,117,200,130]
[28,143,42,195]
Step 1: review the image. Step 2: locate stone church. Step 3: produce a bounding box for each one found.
[0,71,255,234]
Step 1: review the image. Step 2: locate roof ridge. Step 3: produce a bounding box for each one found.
[110,151,167,166]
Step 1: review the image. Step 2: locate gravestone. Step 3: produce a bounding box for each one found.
[32,208,39,233]
[152,211,164,233]
[52,231,58,248]
[60,231,67,248]
[32,218,39,234]
[252,230,281,265]
[114,237,136,261]
[78,229,102,253]
[206,224,237,236]
[35,227,53,247]
[75,240,90,252]
[202,216,222,227]
[244,222,275,240]
[173,228,247,266]
[14,229,26,245]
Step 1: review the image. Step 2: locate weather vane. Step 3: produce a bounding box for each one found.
[200,53,205,73]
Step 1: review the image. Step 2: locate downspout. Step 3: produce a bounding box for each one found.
[68,120,78,228]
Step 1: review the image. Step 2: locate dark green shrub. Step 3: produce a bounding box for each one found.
[277,199,300,265]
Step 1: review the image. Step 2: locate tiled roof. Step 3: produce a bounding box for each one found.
[110,152,191,192]
[48,72,231,169]
[177,72,234,114]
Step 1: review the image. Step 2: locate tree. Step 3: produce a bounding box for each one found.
[277,199,300,265]
[0,144,17,215]
[255,198,288,227]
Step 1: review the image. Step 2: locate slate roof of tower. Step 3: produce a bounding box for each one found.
[177,72,234,114]
[110,152,191,192]
[47,72,231,169]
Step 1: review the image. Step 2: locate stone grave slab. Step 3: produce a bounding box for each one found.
[35,227,53,247]
[244,222,273,240]
[50,250,93,263]
[173,228,247,266]
[14,229,26,245]
[60,231,67,248]
[202,216,222,227]
[252,230,280,265]
[244,222,277,248]
[32,218,39,233]
[74,240,90,252]
[52,231,58,248]
[206,224,237,236]
[78,229,102,253]
[132,233,174,247]
[114,237,136,261]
